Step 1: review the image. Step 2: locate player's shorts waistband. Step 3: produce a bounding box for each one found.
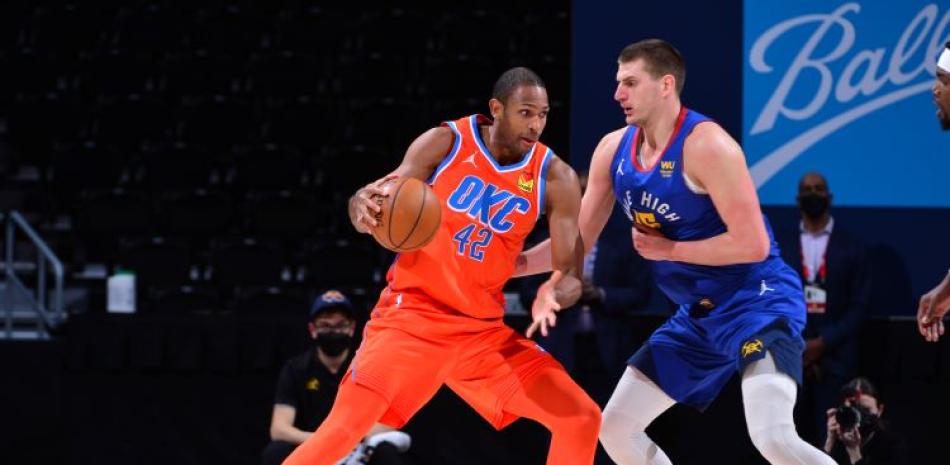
[373,287,505,330]
[684,257,792,317]
[377,287,457,313]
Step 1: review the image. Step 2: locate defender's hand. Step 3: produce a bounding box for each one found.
[527,278,560,338]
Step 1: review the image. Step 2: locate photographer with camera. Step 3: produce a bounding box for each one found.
[824,378,906,465]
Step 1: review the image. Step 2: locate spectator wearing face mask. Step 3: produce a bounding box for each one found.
[824,377,907,465]
[262,290,411,465]
[781,172,872,446]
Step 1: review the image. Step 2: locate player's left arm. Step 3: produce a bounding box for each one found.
[633,123,770,265]
[549,157,585,299]
[526,157,584,337]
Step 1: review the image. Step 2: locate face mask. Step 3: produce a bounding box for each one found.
[798,193,830,219]
[856,408,881,438]
[315,331,352,356]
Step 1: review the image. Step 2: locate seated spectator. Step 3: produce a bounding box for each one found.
[262,290,411,465]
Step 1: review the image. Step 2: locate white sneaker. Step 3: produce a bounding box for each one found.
[366,431,412,453]
[334,441,369,465]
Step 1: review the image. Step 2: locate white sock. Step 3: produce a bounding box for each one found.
[741,353,836,465]
[599,366,676,465]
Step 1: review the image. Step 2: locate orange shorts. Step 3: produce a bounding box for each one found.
[342,290,563,430]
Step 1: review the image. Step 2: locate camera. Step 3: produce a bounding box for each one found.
[835,403,877,434]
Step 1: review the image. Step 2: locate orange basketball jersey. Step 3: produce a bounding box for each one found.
[383,114,555,319]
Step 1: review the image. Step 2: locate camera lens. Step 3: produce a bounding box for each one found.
[835,406,859,430]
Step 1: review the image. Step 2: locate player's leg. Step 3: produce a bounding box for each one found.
[284,308,454,465]
[282,381,390,465]
[601,309,723,465]
[599,366,676,465]
[741,352,836,465]
[503,364,602,465]
[447,325,600,465]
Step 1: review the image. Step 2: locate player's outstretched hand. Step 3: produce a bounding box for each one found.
[917,274,950,342]
[348,175,398,234]
[527,277,560,338]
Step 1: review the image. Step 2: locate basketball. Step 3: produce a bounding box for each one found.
[371,177,442,252]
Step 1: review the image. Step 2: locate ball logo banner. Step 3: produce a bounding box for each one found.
[743,1,950,206]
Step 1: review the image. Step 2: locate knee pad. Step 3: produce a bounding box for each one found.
[748,424,794,459]
[599,407,646,448]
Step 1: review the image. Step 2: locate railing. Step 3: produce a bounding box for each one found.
[4,211,65,339]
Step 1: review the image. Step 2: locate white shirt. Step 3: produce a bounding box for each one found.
[800,217,834,283]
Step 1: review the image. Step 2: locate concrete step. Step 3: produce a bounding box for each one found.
[6,308,42,318]
[0,261,40,273]
[0,280,82,340]
[0,282,46,312]
[0,329,48,340]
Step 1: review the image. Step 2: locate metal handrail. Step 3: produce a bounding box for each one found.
[4,211,65,339]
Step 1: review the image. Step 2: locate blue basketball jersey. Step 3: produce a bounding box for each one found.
[609,107,782,306]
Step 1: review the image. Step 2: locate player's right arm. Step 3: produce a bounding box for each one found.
[269,404,311,444]
[918,269,950,342]
[348,126,455,233]
[513,129,622,277]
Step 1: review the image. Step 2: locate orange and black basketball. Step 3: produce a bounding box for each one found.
[371,177,441,252]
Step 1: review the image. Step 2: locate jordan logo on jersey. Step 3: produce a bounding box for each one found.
[462,153,477,166]
[447,175,531,233]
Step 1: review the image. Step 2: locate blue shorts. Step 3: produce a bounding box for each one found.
[629,258,806,410]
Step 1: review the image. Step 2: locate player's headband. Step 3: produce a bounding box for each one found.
[939,48,950,73]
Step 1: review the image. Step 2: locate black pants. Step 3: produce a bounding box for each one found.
[261,440,405,465]
[795,371,848,447]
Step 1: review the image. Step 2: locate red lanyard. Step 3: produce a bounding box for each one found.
[801,250,827,284]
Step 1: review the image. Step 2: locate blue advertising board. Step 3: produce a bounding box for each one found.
[744,1,950,206]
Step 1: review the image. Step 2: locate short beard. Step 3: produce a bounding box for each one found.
[942,114,950,131]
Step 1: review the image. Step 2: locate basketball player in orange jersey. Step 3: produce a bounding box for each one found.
[282,67,601,465]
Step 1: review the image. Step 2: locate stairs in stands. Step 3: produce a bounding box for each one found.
[1,211,66,340]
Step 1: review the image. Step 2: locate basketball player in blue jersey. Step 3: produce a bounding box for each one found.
[515,39,836,465]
